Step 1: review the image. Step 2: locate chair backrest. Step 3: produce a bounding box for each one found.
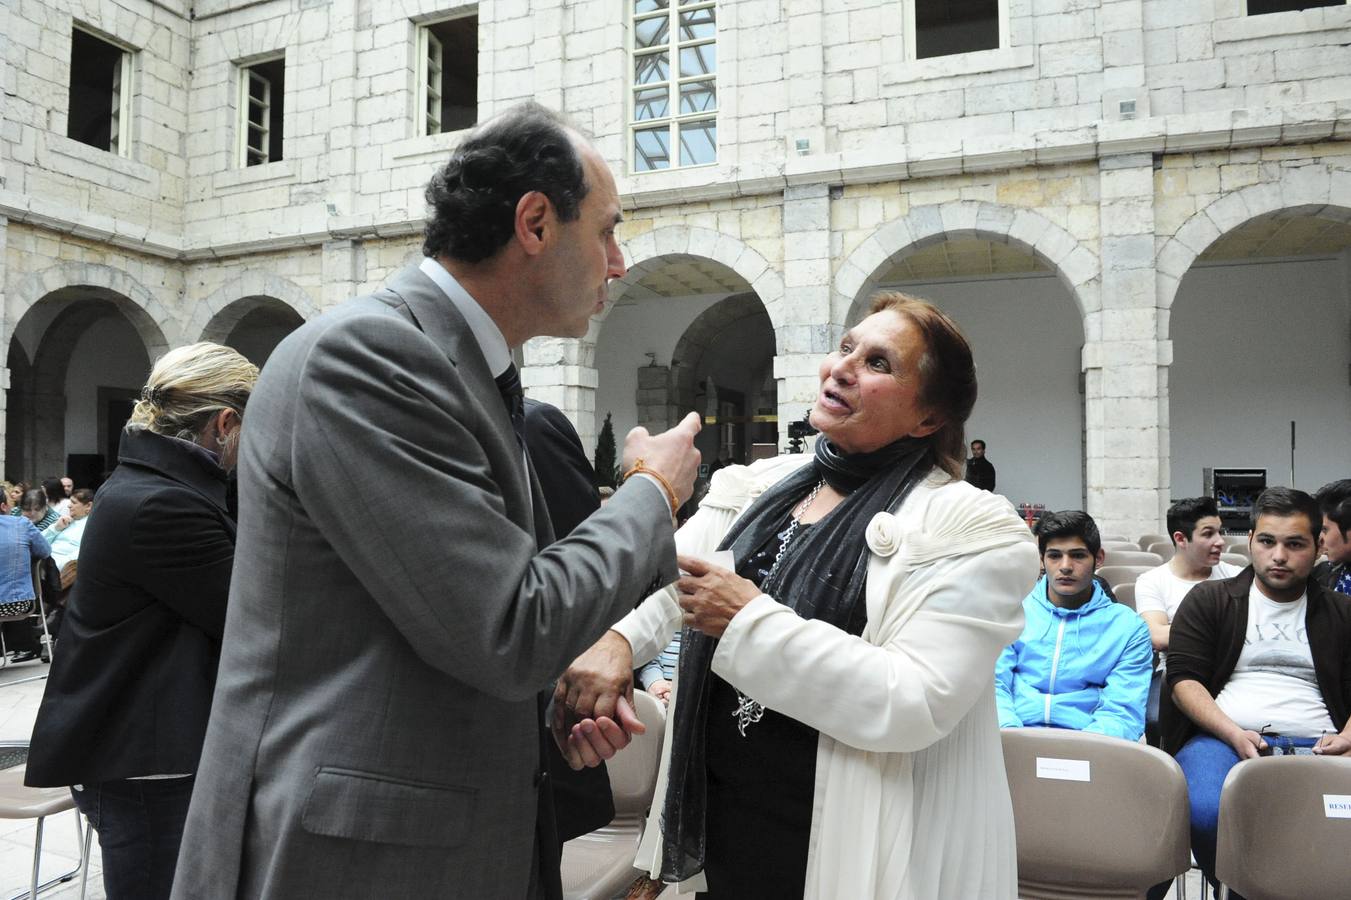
[1223,533,1251,548]
[1137,533,1168,552]
[607,690,667,816]
[1101,540,1141,553]
[1215,755,1351,900]
[1002,728,1190,899]
[1112,583,1135,611]
[1219,553,1250,568]
[1098,535,1131,543]
[1101,550,1163,568]
[1096,565,1153,590]
[1146,541,1175,562]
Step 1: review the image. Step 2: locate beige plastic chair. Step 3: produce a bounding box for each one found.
[1215,755,1351,900]
[1099,535,1131,543]
[1219,553,1249,568]
[1101,540,1142,553]
[1002,728,1190,899]
[0,563,55,668]
[1111,582,1135,611]
[1102,550,1163,568]
[1096,565,1154,590]
[1224,544,1250,560]
[1138,533,1169,552]
[560,690,667,900]
[0,744,89,899]
[1223,534,1251,549]
[1146,541,1175,562]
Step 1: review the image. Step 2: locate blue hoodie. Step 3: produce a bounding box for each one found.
[994,575,1153,741]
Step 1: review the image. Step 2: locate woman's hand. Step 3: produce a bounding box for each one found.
[676,554,762,639]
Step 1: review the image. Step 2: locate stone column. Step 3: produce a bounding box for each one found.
[321,239,365,308]
[773,183,837,449]
[0,216,8,478]
[521,335,599,457]
[1087,152,1169,538]
[634,364,675,435]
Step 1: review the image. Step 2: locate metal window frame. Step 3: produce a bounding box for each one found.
[903,0,1009,61]
[628,0,718,173]
[1241,0,1348,13]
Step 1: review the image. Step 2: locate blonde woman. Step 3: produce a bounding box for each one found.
[27,342,257,900]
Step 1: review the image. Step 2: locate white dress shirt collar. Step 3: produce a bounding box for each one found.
[419,257,512,377]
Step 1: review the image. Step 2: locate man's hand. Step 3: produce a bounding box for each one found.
[1228,728,1268,760]
[675,554,761,639]
[621,412,701,508]
[562,696,646,770]
[553,630,638,769]
[53,515,72,532]
[1314,732,1351,756]
[647,679,672,705]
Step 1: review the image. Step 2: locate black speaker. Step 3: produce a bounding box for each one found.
[65,454,106,492]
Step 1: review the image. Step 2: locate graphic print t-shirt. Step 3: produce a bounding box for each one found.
[1214,584,1335,737]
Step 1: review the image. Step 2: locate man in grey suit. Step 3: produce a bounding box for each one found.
[172,103,700,899]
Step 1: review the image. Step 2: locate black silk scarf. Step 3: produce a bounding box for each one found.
[658,435,933,882]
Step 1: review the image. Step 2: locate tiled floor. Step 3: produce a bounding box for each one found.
[0,662,1203,900]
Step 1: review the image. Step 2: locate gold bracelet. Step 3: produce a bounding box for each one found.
[623,458,680,519]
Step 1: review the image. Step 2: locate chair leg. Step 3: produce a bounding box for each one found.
[1218,887,1229,900]
[29,815,43,900]
[78,814,91,900]
[35,600,52,664]
[1176,872,1186,900]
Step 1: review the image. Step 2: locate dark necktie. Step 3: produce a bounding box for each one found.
[494,363,526,447]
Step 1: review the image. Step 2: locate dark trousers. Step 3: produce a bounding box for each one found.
[71,776,195,900]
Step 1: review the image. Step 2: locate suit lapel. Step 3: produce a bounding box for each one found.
[383,266,535,533]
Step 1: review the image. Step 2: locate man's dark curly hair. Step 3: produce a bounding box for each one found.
[422,102,590,263]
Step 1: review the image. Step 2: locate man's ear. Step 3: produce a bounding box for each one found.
[1094,548,1106,569]
[1171,529,1188,547]
[514,191,551,255]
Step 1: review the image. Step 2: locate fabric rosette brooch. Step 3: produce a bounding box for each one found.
[865,511,900,557]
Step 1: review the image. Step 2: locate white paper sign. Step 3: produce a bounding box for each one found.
[1324,795,1351,819]
[1036,757,1091,782]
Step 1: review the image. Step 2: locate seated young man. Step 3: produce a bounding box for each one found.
[1136,497,1244,653]
[1160,487,1351,897]
[995,510,1153,741]
[1314,479,1351,595]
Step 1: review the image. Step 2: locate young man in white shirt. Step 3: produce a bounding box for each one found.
[1157,488,1351,898]
[1136,497,1243,652]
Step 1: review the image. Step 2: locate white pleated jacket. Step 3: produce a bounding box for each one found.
[614,455,1038,899]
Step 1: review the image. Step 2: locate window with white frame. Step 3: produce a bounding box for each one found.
[906,0,1005,60]
[67,26,133,156]
[238,56,285,167]
[1246,0,1344,14]
[630,0,717,172]
[418,14,478,136]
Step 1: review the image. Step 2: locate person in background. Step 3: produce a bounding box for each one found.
[44,488,94,573]
[41,478,68,519]
[21,489,58,532]
[964,438,996,491]
[6,482,27,516]
[25,342,258,900]
[1136,497,1244,653]
[1313,479,1351,595]
[995,510,1153,741]
[1158,487,1351,899]
[0,490,51,663]
[636,633,679,705]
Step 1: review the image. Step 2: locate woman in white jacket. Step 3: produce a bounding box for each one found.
[557,293,1039,899]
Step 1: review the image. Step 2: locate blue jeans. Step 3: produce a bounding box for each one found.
[1175,733,1316,900]
[71,777,195,900]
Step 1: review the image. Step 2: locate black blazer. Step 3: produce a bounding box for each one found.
[1161,567,1351,756]
[27,428,236,786]
[524,399,616,844]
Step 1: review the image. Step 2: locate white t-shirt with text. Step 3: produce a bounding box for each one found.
[1135,560,1242,622]
[1214,584,1335,737]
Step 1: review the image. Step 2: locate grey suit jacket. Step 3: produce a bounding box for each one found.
[171,265,677,899]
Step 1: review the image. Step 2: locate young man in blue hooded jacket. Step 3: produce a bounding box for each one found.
[995,510,1153,740]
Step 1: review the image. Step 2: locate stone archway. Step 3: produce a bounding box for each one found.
[524,226,785,455]
[200,296,306,367]
[192,271,317,344]
[6,285,169,482]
